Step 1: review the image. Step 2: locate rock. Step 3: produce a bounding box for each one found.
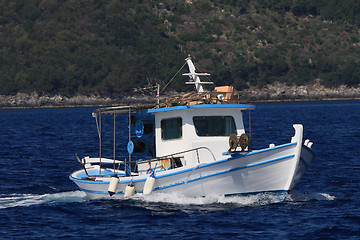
[237,82,360,101]
[0,84,359,109]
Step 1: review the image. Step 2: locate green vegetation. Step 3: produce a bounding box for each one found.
[0,0,359,96]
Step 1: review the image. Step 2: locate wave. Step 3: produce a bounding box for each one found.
[286,191,336,202]
[0,191,86,209]
[129,191,335,206]
[132,192,272,206]
[0,190,335,209]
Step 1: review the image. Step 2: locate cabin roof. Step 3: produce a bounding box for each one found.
[92,105,154,115]
[92,103,255,116]
[146,103,255,114]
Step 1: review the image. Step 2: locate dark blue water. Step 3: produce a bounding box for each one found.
[0,101,359,239]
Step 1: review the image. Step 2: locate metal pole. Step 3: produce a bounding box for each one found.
[99,113,102,176]
[156,84,160,108]
[128,108,131,176]
[113,112,116,173]
[249,110,252,151]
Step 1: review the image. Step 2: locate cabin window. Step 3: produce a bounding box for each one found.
[161,117,182,140]
[193,116,236,136]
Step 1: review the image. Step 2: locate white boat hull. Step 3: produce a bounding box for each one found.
[70,126,314,201]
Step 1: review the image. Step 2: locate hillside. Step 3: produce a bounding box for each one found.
[1,0,360,97]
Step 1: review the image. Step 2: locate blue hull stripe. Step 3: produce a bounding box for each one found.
[74,154,295,195]
[224,190,288,197]
[79,187,288,200]
[223,142,296,157]
[187,154,295,184]
[78,187,124,195]
[69,142,297,185]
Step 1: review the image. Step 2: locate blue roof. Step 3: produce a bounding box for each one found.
[146,104,256,114]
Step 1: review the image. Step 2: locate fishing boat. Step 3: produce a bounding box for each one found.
[69,56,315,201]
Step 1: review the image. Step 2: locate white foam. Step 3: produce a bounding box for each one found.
[316,193,336,201]
[287,191,336,202]
[0,191,335,209]
[130,192,284,206]
[0,191,86,209]
[129,191,336,207]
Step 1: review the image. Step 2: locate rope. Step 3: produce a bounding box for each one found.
[160,61,187,94]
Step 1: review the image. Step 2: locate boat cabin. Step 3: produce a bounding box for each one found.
[91,102,255,177]
[135,103,255,175]
[89,56,256,177]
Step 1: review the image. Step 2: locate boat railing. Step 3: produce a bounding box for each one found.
[76,147,216,178]
[137,146,217,165]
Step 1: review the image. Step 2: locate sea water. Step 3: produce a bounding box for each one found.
[0,101,359,239]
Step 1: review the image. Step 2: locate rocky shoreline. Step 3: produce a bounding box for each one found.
[1,83,359,109]
[239,82,360,101]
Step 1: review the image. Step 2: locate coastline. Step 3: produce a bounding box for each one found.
[2,97,359,110]
[1,83,359,110]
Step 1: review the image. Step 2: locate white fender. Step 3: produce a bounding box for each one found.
[124,184,136,197]
[108,176,119,196]
[143,173,155,195]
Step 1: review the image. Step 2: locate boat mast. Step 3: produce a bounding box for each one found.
[183,56,212,93]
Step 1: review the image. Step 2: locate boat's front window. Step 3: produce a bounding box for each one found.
[193,116,236,136]
[161,117,182,140]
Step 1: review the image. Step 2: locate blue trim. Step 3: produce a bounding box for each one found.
[186,154,294,184]
[149,154,293,192]
[153,181,186,191]
[155,142,297,180]
[83,187,124,195]
[146,104,256,114]
[69,175,148,184]
[223,142,297,157]
[224,190,288,197]
[69,142,297,185]
[74,152,294,195]
[78,187,288,199]
[78,187,125,195]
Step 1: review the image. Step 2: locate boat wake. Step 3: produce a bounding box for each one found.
[0,191,335,210]
[133,192,273,206]
[286,191,336,202]
[129,191,335,207]
[0,191,86,209]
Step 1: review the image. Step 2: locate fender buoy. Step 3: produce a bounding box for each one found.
[108,176,119,196]
[143,171,155,195]
[124,184,136,197]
